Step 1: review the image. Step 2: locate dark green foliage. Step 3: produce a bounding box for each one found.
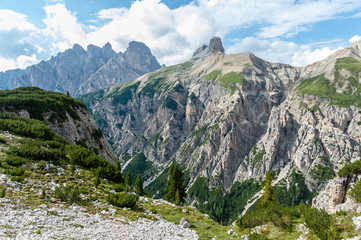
[5,167,26,176]
[262,171,275,203]
[164,162,186,205]
[145,166,169,198]
[66,145,123,183]
[0,187,6,198]
[91,128,103,140]
[116,123,123,130]
[78,89,105,110]
[0,87,85,121]
[187,177,261,225]
[54,186,81,203]
[310,164,335,186]
[162,97,178,110]
[125,171,132,187]
[107,192,138,209]
[248,233,268,240]
[147,132,163,146]
[304,207,341,240]
[349,179,361,203]
[189,92,196,100]
[237,201,292,230]
[274,170,314,206]
[338,159,361,177]
[135,174,145,196]
[173,83,184,92]
[109,82,140,106]
[111,183,126,192]
[4,155,27,167]
[0,137,6,144]
[0,112,67,142]
[123,152,152,183]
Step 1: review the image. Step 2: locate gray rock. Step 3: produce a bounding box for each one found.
[180,217,191,228]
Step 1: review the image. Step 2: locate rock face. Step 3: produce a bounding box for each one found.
[81,38,361,207]
[192,36,225,57]
[0,42,161,96]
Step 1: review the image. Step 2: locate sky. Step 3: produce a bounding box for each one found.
[0,0,361,72]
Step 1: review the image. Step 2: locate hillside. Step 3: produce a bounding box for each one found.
[0,41,161,96]
[80,37,361,225]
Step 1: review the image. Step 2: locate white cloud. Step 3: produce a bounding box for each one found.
[291,47,343,66]
[42,3,86,51]
[0,9,36,31]
[349,35,361,43]
[97,8,128,19]
[0,54,38,72]
[228,37,343,67]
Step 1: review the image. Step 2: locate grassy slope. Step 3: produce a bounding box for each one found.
[296,57,361,108]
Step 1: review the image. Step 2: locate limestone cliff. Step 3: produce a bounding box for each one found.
[81,38,361,209]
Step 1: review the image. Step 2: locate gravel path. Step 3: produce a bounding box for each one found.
[0,198,198,240]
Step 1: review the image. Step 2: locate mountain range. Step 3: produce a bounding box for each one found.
[0,41,161,96]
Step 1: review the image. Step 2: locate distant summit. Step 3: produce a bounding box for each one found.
[192,37,225,57]
[0,41,161,96]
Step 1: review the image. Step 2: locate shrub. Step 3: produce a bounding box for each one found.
[0,137,6,144]
[4,155,27,167]
[54,186,81,203]
[162,97,178,110]
[0,187,6,198]
[349,179,361,203]
[248,233,268,240]
[5,167,26,176]
[338,159,361,177]
[304,207,340,240]
[107,193,138,209]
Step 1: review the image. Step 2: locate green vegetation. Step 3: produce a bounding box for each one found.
[338,159,361,177]
[145,166,170,198]
[125,171,132,188]
[77,89,105,111]
[147,132,163,146]
[161,97,178,110]
[0,87,85,122]
[274,170,314,206]
[164,162,186,205]
[349,179,361,203]
[109,82,140,106]
[54,186,81,203]
[189,92,196,100]
[205,70,221,81]
[188,177,261,225]
[107,192,138,209]
[296,57,361,108]
[218,72,243,95]
[123,152,153,183]
[190,124,210,137]
[310,163,335,188]
[135,174,146,196]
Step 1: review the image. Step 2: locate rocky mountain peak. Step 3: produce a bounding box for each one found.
[87,44,103,58]
[71,44,87,55]
[102,42,116,59]
[209,37,224,54]
[192,36,225,58]
[125,41,152,56]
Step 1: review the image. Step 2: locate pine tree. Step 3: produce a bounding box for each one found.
[164,162,186,205]
[115,159,124,184]
[262,171,275,203]
[135,174,144,196]
[125,171,132,188]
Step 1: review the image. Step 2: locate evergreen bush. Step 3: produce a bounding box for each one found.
[107,193,138,209]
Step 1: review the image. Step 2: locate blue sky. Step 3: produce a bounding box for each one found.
[0,0,361,71]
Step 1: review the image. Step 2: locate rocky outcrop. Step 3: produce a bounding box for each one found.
[312,176,361,213]
[192,36,225,58]
[82,38,361,206]
[0,42,161,96]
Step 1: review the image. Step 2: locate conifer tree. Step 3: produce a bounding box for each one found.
[262,171,275,203]
[115,159,124,184]
[164,162,186,205]
[125,171,132,188]
[135,174,144,196]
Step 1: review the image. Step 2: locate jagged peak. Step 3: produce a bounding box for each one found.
[192,36,225,58]
[125,41,152,55]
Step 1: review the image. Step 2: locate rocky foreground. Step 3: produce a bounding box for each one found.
[0,197,198,240]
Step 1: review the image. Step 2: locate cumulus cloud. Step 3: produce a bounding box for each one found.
[291,47,343,66]
[0,54,38,72]
[1,0,361,71]
[228,37,343,66]
[0,9,36,31]
[349,35,361,43]
[42,3,86,51]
